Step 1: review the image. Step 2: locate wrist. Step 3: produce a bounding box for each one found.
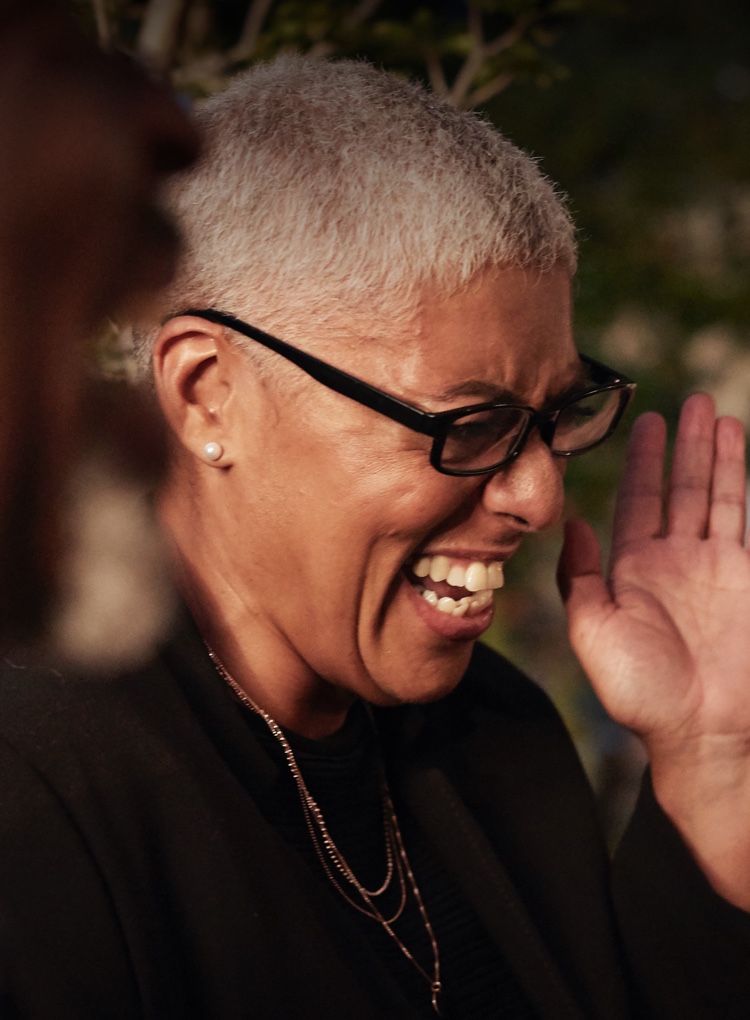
[649,740,750,911]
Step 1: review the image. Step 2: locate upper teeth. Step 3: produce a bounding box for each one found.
[412,555,504,592]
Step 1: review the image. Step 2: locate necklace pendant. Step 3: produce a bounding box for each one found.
[431,980,442,1016]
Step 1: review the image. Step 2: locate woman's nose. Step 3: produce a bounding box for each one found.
[480,430,565,531]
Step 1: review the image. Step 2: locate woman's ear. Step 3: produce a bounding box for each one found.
[152,315,235,467]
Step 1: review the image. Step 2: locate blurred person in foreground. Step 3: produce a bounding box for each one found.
[1,56,749,1020]
[0,0,197,645]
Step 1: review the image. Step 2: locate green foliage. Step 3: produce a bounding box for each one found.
[83,0,607,107]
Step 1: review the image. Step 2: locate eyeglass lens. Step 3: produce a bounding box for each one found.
[441,407,527,472]
[440,388,625,472]
[552,388,624,454]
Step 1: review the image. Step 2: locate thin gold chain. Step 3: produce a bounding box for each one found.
[205,644,443,1016]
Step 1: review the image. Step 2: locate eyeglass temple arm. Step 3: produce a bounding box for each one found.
[182,309,442,437]
[579,353,635,389]
[182,310,635,432]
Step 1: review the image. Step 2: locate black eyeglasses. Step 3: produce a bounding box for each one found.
[183,308,636,477]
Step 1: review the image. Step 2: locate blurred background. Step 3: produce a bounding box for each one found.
[72,0,750,841]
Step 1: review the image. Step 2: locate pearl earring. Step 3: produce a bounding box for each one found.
[203,442,223,462]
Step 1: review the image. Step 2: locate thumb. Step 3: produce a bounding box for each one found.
[557,518,614,649]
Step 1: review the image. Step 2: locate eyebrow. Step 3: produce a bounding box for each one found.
[430,361,590,409]
[432,380,516,403]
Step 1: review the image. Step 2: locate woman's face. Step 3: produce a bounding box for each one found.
[168,265,579,713]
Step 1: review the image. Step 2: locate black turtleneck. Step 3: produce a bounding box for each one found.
[242,699,538,1020]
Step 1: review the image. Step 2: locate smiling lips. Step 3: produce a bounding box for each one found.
[409,554,505,619]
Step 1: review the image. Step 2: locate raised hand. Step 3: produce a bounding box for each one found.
[558,393,750,908]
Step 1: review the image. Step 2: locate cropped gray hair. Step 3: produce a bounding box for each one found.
[132,55,576,372]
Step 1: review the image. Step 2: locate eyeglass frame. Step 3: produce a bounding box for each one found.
[181,307,636,477]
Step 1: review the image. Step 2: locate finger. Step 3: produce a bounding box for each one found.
[557,518,613,654]
[708,415,747,543]
[557,517,599,600]
[611,411,666,559]
[667,393,716,537]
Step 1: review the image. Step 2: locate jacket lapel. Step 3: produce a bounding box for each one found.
[398,763,586,1020]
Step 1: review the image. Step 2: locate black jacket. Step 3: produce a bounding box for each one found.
[0,618,747,1019]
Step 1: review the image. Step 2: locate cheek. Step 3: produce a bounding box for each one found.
[250,409,466,567]
[297,433,428,525]
[382,486,460,539]
[352,460,467,539]
[337,433,466,527]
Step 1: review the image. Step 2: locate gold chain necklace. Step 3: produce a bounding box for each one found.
[205,645,443,1016]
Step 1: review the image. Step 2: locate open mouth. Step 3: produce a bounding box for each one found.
[406,554,504,619]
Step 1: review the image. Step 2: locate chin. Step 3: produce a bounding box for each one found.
[371,651,471,707]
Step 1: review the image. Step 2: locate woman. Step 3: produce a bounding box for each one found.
[0,56,748,1019]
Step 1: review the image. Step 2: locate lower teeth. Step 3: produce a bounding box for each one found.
[415,585,493,617]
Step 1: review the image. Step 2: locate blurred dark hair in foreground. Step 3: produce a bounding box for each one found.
[0,0,196,655]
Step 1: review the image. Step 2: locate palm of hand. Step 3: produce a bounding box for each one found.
[560,393,750,909]
[584,534,750,742]
[560,394,750,755]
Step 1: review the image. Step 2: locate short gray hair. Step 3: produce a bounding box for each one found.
[132,55,576,373]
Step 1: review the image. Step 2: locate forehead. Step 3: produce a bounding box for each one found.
[347,265,579,407]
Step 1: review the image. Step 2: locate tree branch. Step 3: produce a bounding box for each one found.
[465,69,514,109]
[231,0,275,62]
[424,46,449,98]
[137,0,186,71]
[90,0,111,49]
[447,5,539,109]
[306,40,336,58]
[448,3,486,107]
[344,0,383,29]
[483,12,535,60]
[305,1,384,62]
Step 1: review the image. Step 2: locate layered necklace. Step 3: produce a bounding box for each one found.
[205,645,443,1016]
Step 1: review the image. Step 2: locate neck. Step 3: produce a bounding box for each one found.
[159,481,356,739]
